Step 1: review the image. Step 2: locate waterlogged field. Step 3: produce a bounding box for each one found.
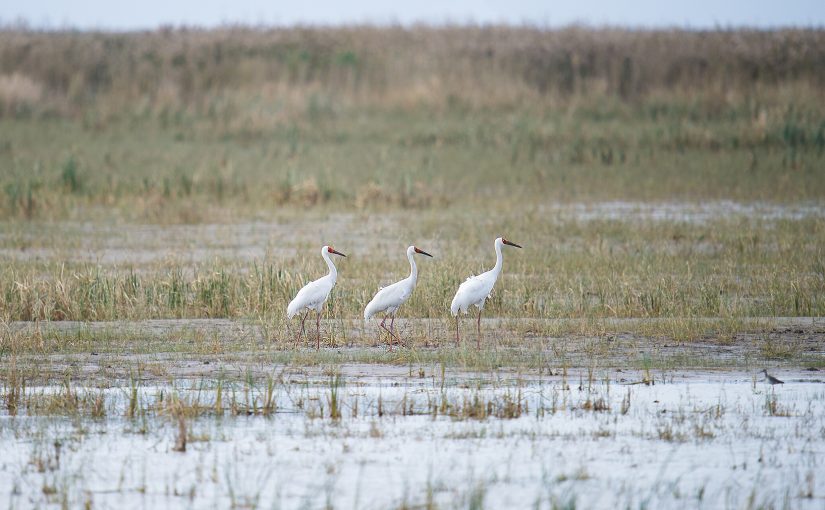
[1,202,824,509]
[1,366,824,509]
[2,26,825,509]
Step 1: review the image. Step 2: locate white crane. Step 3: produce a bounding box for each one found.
[364,245,433,349]
[287,245,347,350]
[450,237,522,348]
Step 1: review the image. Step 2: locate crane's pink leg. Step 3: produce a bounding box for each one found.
[315,310,321,351]
[380,316,392,351]
[455,316,460,346]
[380,316,401,350]
[389,315,402,347]
[476,309,482,350]
[295,310,309,348]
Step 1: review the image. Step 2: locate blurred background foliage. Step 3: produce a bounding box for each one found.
[0,27,823,221]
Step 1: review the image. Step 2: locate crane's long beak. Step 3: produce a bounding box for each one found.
[503,239,523,249]
[330,249,347,257]
[414,247,434,258]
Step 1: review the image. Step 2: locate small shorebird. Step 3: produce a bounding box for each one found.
[762,369,784,385]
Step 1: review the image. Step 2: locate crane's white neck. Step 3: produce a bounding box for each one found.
[492,238,504,277]
[406,246,418,283]
[321,248,338,282]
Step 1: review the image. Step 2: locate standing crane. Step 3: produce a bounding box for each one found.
[450,237,522,348]
[364,245,434,349]
[287,245,347,350]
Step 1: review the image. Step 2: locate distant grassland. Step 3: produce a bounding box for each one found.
[3,26,825,113]
[0,27,823,220]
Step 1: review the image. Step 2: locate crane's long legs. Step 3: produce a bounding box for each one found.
[380,316,392,351]
[390,315,400,347]
[380,315,401,350]
[295,310,310,348]
[476,309,482,350]
[455,316,461,346]
[315,310,321,351]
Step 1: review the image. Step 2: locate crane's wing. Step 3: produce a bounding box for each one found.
[451,273,491,315]
[372,280,412,307]
[456,274,490,297]
[365,279,413,319]
[388,279,413,303]
[288,276,333,317]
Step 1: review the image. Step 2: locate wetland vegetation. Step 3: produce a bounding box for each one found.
[0,25,824,509]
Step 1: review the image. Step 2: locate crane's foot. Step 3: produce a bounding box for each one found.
[381,327,402,350]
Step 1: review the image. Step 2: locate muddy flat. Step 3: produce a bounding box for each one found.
[4,317,823,384]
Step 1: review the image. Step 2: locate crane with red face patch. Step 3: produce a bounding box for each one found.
[450,237,522,348]
[287,245,347,350]
[364,245,434,349]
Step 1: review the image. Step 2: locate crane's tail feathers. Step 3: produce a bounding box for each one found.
[364,299,380,321]
[286,300,301,319]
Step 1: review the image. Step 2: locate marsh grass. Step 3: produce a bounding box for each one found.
[760,337,802,360]
[2,105,824,222]
[1,215,822,326]
[125,374,142,419]
[764,390,792,417]
[22,380,108,418]
[1,356,24,415]
[3,363,565,422]
[327,373,343,420]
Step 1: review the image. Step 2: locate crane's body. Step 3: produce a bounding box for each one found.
[450,237,521,347]
[287,272,335,318]
[287,245,346,349]
[364,245,433,348]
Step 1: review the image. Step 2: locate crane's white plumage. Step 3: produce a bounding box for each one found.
[364,245,433,348]
[450,271,494,316]
[450,237,521,346]
[287,245,346,349]
[286,274,334,318]
[365,246,432,320]
[363,280,411,320]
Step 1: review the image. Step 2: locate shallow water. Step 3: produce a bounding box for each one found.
[1,369,823,509]
[539,200,825,223]
[2,201,822,266]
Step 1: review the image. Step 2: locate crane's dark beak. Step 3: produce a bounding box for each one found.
[503,239,522,249]
[330,248,347,257]
[414,247,434,258]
